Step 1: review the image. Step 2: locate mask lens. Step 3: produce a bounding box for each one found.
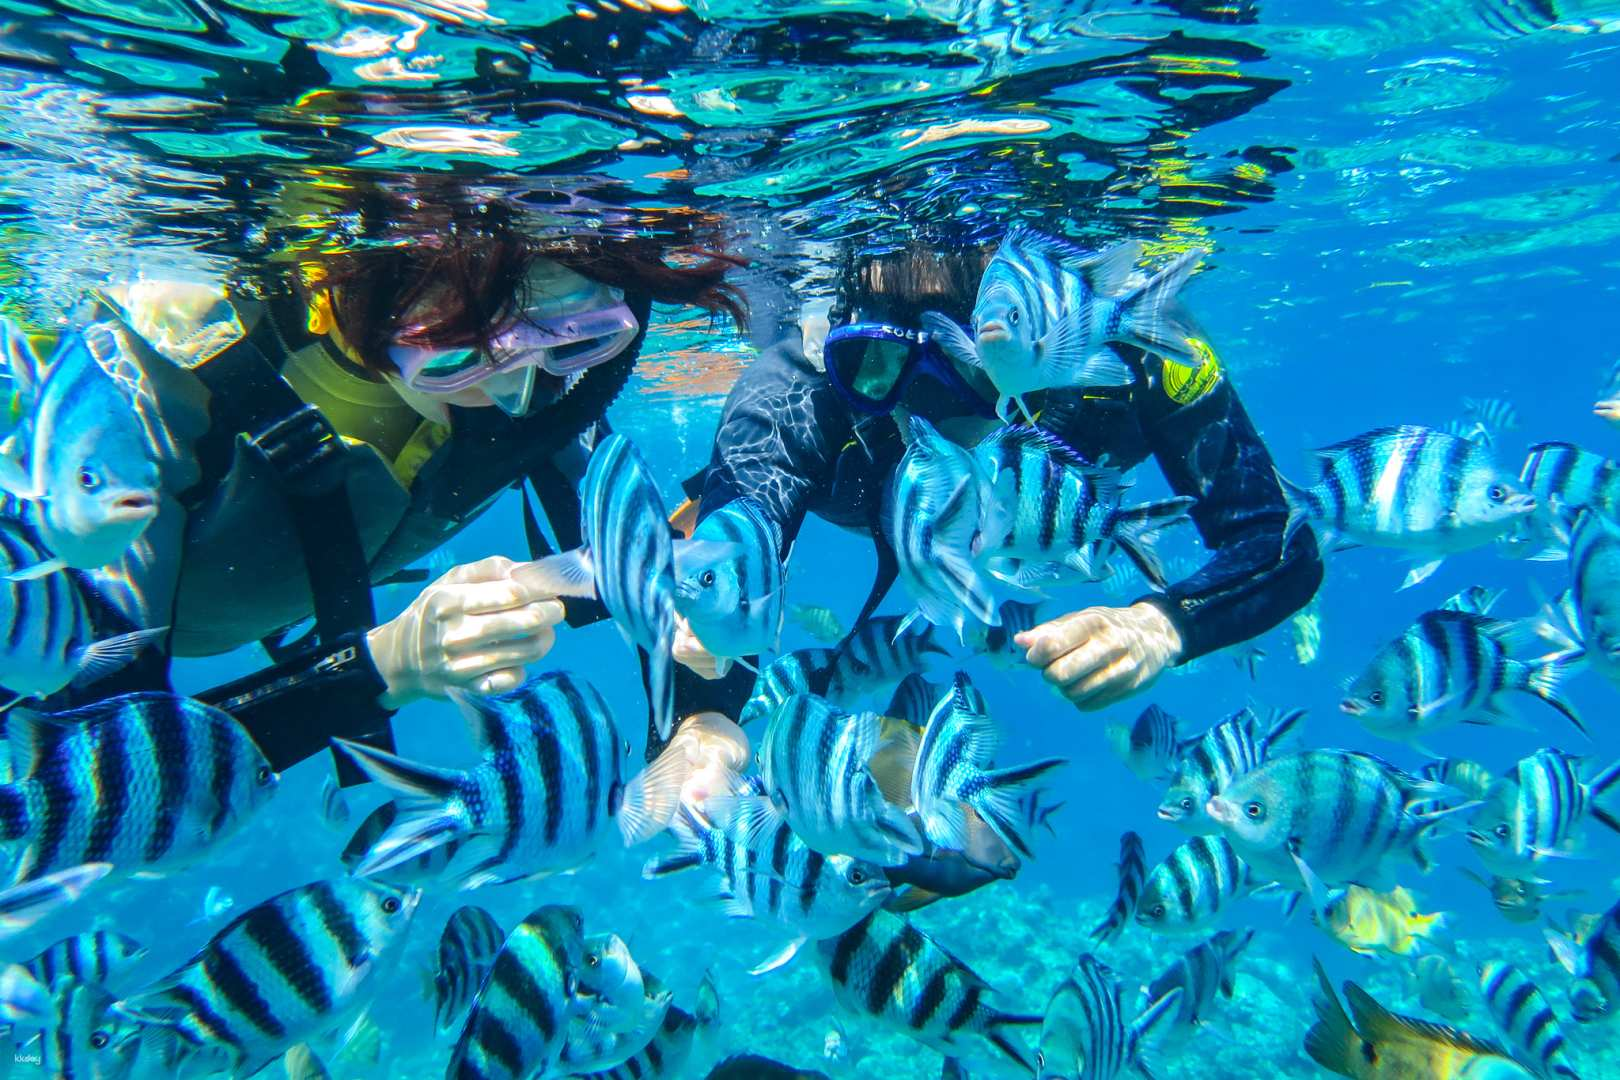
[415,348,483,379]
[826,331,914,405]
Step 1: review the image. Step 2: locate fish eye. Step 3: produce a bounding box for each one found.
[90,1032,109,1050]
[587,952,600,967]
[1036,1052,1045,1069]
[847,868,867,885]
[1150,904,1166,919]
[78,466,102,492]
[1244,801,1265,821]
[255,766,273,785]
[1008,308,1020,325]
[1368,690,1384,705]
[1179,797,1193,811]
[382,896,401,914]
[1494,823,1511,839]
[1487,484,1506,502]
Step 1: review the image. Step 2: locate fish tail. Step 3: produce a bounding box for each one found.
[1108,497,1196,588]
[639,643,676,761]
[331,739,469,877]
[1261,707,1307,755]
[1526,588,1585,663]
[973,757,1067,859]
[1587,758,1620,837]
[1523,656,1587,737]
[1117,249,1206,363]
[1303,957,1360,1076]
[1274,467,1320,554]
[640,805,709,879]
[983,1011,1040,1074]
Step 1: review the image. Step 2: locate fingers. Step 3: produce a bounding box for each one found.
[440,601,565,651]
[444,634,555,681]
[437,555,517,586]
[1065,653,1144,709]
[424,578,534,620]
[1017,609,1106,667]
[1040,634,1125,691]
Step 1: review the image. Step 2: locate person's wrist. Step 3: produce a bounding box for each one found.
[1131,600,1184,666]
[366,624,419,709]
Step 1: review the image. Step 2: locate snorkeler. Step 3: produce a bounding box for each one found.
[4,183,745,777]
[680,240,1320,709]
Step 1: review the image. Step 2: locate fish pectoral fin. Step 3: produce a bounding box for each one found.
[919,311,982,369]
[1398,558,1445,591]
[4,558,66,583]
[747,937,806,976]
[71,626,167,687]
[1290,847,1332,923]
[509,548,598,600]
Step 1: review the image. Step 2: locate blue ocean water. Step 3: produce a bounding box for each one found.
[3,0,1620,1076]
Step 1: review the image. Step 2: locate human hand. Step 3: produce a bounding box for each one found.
[673,614,733,681]
[366,555,566,707]
[1015,601,1182,709]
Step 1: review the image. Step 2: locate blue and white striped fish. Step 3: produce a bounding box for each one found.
[969,599,1043,669]
[1106,704,1184,784]
[1467,748,1620,879]
[1037,953,1181,1080]
[339,801,464,885]
[821,910,1038,1071]
[514,434,677,751]
[0,520,160,701]
[571,975,720,1080]
[1134,835,1267,936]
[827,614,947,704]
[643,798,891,974]
[0,692,277,883]
[971,425,1194,592]
[885,415,1002,643]
[1547,895,1620,1023]
[885,673,941,728]
[26,931,145,993]
[433,906,504,1034]
[120,878,420,1078]
[1089,831,1146,944]
[911,673,1065,860]
[337,672,625,888]
[448,905,584,1080]
[1208,749,1465,896]
[1464,397,1520,434]
[921,230,1204,423]
[741,693,921,866]
[1443,585,1505,615]
[1156,706,1303,834]
[1341,609,1583,746]
[559,965,672,1074]
[740,648,836,728]
[1533,511,1620,688]
[674,498,786,663]
[1278,425,1535,589]
[1510,442,1620,559]
[1478,960,1579,1079]
[1144,930,1254,1050]
[47,981,141,1080]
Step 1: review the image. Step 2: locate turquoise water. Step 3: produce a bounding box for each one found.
[5,0,1620,1077]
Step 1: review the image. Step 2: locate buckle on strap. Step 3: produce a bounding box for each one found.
[244,404,348,498]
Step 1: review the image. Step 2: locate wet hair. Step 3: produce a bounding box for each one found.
[305,190,748,373]
[829,242,995,329]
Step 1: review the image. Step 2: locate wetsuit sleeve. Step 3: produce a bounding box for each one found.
[1133,359,1323,663]
[696,330,854,551]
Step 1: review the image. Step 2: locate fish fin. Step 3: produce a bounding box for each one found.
[1261,707,1306,754]
[1034,308,1131,386]
[640,639,677,752]
[747,937,805,976]
[70,627,167,687]
[883,886,943,913]
[282,1043,332,1080]
[919,797,972,853]
[1586,757,1620,819]
[1399,557,1445,591]
[329,739,468,877]
[1522,658,1587,738]
[1545,928,1584,976]
[972,757,1067,859]
[983,1011,1039,1074]
[616,740,695,848]
[508,548,597,600]
[1129,987,1183,1058]
[919,312,982,370]
[1291,848,1332,923]
[0,861,110,935]
[640,801,707,878]
[1073,239,1144,296]
[4,558,65,582]
[1108,497,1196,588]
[1304,957,1358,1076]
[1273,468,1318,553]
[1343,980,1514,1059]
[703,794,784,853]
[1116,250,1205,363]
[868,720,921,809]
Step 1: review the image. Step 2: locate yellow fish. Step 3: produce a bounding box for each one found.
[1307,958,1533,1079]
[1319,885,1447,957]
[1410,955,1472,1024]
[1290,608,1321,665]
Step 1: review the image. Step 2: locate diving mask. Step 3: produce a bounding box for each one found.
[823,321,995,418]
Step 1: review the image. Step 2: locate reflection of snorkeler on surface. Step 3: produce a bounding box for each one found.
[8,183,747,779]
[677,241,1323,710]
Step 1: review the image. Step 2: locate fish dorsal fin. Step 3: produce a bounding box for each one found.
[1004,226,1095,269]
[1074,240,1145,297]
[1342,981,1513,1058]
[978,424,1093,474]
[446,691,507,755]
[5,708,74,778]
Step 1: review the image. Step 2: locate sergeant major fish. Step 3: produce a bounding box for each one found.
[448,905,584,1080]
[338,672,624,888]
[674,498,786,663]
[47,981,141,1080]
[741,647,837,727]
[920,230,1205,423]
[885,673,941,728]
[1143,929,1254,1050]
[1106,704,1183,784]
[1134,835,1270,936]
[1512,442,1620,558]
[1466,748,1620,879]
[1546,894,1620,1023]
[433,906,504,1034]
[827,614,946,704]
[572,974,720,1080]
[1277,425,1535,589]
[559,965,672,1074]
[1157,706,1303,834]
[1477,961,1580,1080]
[1089,831,1146,944]
[1037,953,1181,1080]
[1533,510,1620,689]
[0,322,159,578]
[25,931,145,992]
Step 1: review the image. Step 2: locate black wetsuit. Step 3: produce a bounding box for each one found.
[696,328,1322,671]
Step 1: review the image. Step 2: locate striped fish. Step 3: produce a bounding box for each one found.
[971,425,1194,592]
[911,673,1065,859]
[47,981,140,1080]
[1207,749,1463,896]
[1422,758,1496,802]
[1547,895,1620,1023]
[643,799,890,974]
[1464,397,1520,434]
[0,864,110,940]
[674,498,786,662]
[559,967,672,1074]
[818,910,1038,1071]
[433,907,504,1034]
[921,230,1203,422]
[1144,930,1254,1048]
[1134,836,1265,935]
[1510,442,1620,559]
[1106,704,1183,784]
[1467,748,1620,879]
[741,648,836,728]
[1533,511,1620,688]
[741,693,920,865]
[339,801,463,885]
[885,673,940,728]
[0,692,278,883]
[513,434,677,752]
[788,604,844,644]
[1156,706,1303,833]
[884,415,1002,643]
[827,614,946,704]
[1478,960,1579,1079]
[120,878,420,1077]
[26,931,145,992]
[571,974,720,1080]
[449,905,584,1080]
[1088,831,1146,944]
[1278,425,1535,589]
[970,599,1043,669]
[1442,585,1505,616]
[569,932,652,1044]
[337,671,624,888]
[1341,609,1583,746]
[0,520,159,701]
[1038,953,1181,1080]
